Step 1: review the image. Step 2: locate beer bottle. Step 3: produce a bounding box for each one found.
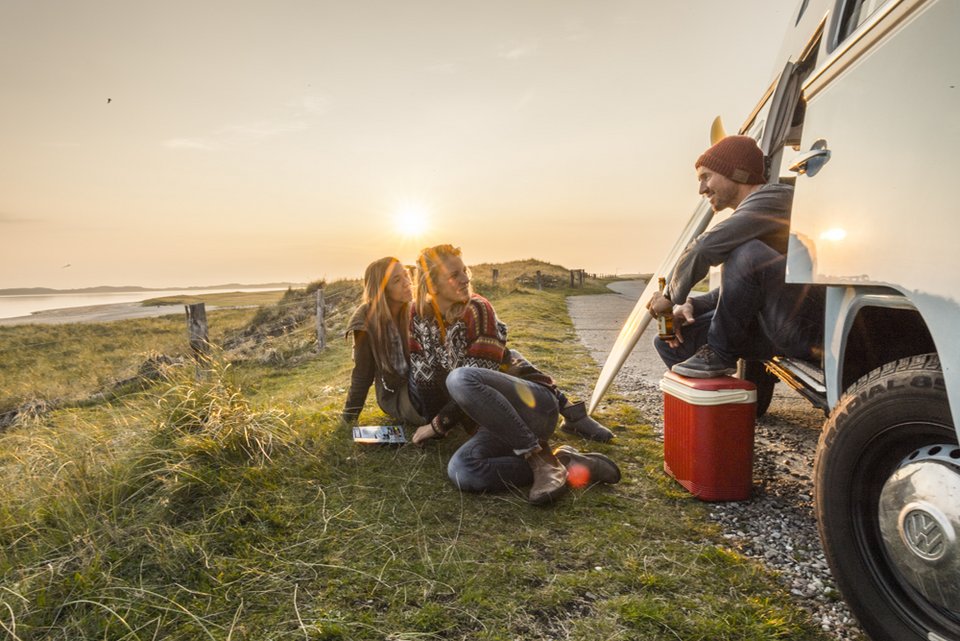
[657,277,674,340]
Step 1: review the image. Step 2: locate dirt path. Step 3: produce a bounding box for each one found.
[566,280,865,640]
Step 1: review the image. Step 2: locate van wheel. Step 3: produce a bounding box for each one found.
[815,354,960,641]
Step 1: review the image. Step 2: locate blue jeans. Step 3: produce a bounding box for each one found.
[655,240,824,367]
[444,367,559,492]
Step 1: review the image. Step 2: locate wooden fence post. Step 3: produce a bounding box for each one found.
[570,270,575,288]
[185,303,210,367]
[578,269,585,287]
[492,268,499,287]
[315,289,326,351]
[535,270,542,290]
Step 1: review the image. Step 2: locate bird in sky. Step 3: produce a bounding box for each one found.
[107,98,111,104]
[61,263,71,269]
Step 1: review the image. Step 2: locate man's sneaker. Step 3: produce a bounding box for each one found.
[672,345,736,378]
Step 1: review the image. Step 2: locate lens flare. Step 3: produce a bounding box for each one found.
[514,382,536,408]
[819,227,847,242]
[567,463,591,488]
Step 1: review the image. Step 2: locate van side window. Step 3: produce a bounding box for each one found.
[837,0,890,42]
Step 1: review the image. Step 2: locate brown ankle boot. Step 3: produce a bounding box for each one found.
[560,401,614,442]
[525,445,568,505]
[553,445,621,485]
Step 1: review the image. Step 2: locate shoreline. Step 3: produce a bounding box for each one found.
[0,301,195,326]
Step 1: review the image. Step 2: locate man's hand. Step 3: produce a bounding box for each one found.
[412,423,439,446]
[673,301,695,327]
[664,301,696,348]
[647,291,673,317]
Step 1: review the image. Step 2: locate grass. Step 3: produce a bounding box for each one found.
[469,259,613,298]
[140,291,289,308]
[0,309,255,413]
[0,260,835,640]
[0,286,344,415]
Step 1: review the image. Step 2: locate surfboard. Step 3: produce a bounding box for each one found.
[588,198,715,414]
[588,117,727,414]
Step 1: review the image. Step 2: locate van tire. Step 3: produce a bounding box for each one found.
[814,354,960,641]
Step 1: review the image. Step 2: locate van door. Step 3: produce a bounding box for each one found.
[759,62,800,166]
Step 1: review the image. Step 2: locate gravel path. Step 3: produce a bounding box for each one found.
[567,281,866,641]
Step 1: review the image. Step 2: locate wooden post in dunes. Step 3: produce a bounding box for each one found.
[492,268,499,287]
[185,303,210,369]
[315,289,326,351]
[535,270,542,290]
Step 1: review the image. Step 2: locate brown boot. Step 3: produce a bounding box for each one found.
[525,445,569,505]
[553,445,621,485]
[560,401,614,442]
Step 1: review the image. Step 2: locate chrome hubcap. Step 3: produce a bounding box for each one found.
[878,444,960,613]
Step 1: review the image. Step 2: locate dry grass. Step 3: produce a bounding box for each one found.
[0,260,836,640]
[140,290,289,308]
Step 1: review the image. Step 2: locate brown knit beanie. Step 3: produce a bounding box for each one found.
[695,135,765,184]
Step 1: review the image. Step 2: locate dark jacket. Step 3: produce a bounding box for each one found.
[667,182,793,311]
[342,303,421,425]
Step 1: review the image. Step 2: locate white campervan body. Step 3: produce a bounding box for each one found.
[737,1,958,639]
[591,1,959,639]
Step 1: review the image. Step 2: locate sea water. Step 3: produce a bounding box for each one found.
[0,288,280,320]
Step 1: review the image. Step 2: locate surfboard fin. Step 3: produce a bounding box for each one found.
[710,116,726,144]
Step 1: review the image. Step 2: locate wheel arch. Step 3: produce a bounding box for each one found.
[825,285,935,403]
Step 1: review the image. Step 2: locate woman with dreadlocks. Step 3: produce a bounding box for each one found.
[341,256,424,426]
[407,244,619,505]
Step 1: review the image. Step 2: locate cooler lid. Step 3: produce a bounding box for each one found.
[659,370,757,406]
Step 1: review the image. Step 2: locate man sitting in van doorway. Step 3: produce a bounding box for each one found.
[647,135,823,388]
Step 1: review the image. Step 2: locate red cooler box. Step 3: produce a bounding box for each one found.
[659,371,756,501]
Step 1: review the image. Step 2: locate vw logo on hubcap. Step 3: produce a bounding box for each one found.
[902,508,946,561]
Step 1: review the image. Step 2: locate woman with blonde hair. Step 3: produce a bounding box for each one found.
[407,244,619,505]
[341,256,423,425]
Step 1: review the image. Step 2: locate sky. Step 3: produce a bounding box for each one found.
[1,1,797,289]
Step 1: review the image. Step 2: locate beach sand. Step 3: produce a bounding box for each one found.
[0,302,193,326]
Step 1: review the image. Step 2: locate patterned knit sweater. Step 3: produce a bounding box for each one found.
[408,294,508,430]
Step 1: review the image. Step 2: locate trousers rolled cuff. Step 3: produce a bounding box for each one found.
[514,443,541,458]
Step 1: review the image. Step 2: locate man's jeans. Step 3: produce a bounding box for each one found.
[444,367,559,492]
[655,239,824,368]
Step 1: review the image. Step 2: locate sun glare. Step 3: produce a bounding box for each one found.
[392,202,430,238]
[819,228,848,242]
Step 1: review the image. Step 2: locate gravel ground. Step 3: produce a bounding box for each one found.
[567,281,867,641]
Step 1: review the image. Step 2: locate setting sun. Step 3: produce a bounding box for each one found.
[392,202,430,238]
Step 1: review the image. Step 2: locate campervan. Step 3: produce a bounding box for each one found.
[758,2,958,639]
[593,1,959,639]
